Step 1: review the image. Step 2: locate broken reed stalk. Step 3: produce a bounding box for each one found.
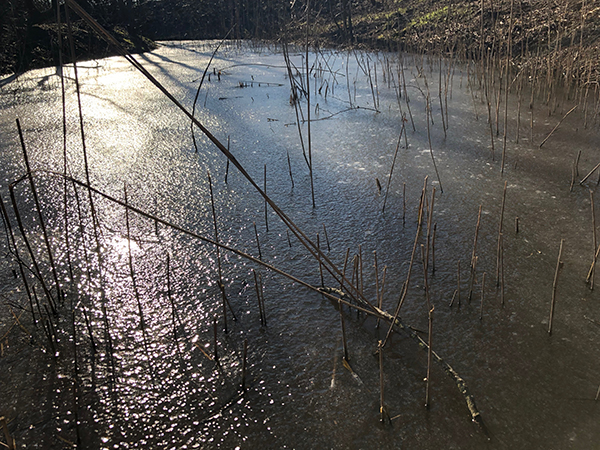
[382,125,405,214]
[287,151,294,189]
[588,241,600,283]
[425,305,434,409]
[317,233,324,287]
[253,221,262,260]
[480,272,486,320]
[359,245,364,295]
[339,300,349,361]
[421,244,432,311]
[425,96,444,192]
[374,251,381,328]
[451,260,461,307]
[580,161,600,185]
[468,256,479,303]
[548,239,564,335]
[283,43,308,166]
[570,152,578,191]
[539,105,578,148]
[425,187,436,272]
[380,265,387,310]
[340,248,350,291]
[469,205,483,302]
[225,136,231,183]
[350,255,358,294]
[496,181,507,286]
[16,119,61,301]
[378,340,387,423]
[438,56,447,138]
[65,1,376,313]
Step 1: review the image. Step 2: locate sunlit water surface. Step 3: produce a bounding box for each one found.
[1,41,600,449]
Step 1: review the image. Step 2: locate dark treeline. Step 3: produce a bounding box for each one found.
[1,0,599,82]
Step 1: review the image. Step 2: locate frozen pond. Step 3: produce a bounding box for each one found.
[1,40,600,449]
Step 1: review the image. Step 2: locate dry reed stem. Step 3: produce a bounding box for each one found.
[253,222,262,260]
[339,300,349,362]
[468,205,483,301]
[548,239,564,335]
[317,233,324,287]
[425,306,434,409]
[496,181,507,286]
[286,150,294,189]
[480,272,486,320]
[539,105,578,148]
[382,125,405,214]
[378,340,387,423]
[374,251,380,328]
[425,187,436,272]
[580,162,600,186]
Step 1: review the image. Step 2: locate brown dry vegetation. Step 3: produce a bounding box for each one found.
[289,0,600,91]
[1,1,599,96]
